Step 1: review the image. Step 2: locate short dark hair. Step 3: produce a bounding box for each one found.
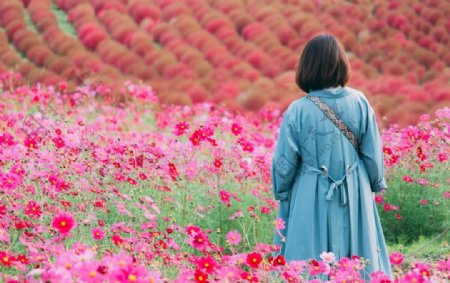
[295,34,350,93]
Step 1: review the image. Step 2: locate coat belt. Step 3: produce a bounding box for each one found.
[302,160,358,205]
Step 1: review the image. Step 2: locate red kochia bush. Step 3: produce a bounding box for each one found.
[128,2,160,23]
[96,2,127,14]
[242,23,267,40]
[161,2,190,20]
[0,51,21,67]
[27,45,52,66]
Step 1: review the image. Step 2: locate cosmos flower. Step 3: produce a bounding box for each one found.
[52,212,76,235]
[226,230,241,246]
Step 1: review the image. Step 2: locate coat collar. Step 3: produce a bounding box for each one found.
[307,87,350,98]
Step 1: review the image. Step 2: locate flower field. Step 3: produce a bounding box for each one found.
[0,74,448,282]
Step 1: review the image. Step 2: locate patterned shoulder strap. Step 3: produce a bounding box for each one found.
[306,95,360,153]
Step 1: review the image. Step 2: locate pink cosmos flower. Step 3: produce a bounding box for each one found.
[403,270,425,283]
[91,228,105,240]
[78,262,105,283]
[274,217,285,230]
[369,270,392,282]
[443,191,450,199]
[184,161,198,179]
[309,259,330,276]
[226,230,241,246]
[0,173,20,191]
[215,266,240,282]
[389,252,404,265]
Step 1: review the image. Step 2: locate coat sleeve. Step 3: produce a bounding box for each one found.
[271,108,300,201]
[359,104,387,193]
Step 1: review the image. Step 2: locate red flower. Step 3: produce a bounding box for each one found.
[260,206,271,214]
[15,220,29,230]
[231,123,243,136]
[189,131,202,146]
[0,204,7,216]
[246,252,263,268]
[194,269,209,283]
[126,177,137,185]
[402,175,414,183]
[196,256,216,273]
[168,163,178,180]
[24,201,42,219]
[51,212,75,235]
[213,158,222,168]
[111,234,125,246]
[383,147,393,155]
[383,203,391,211]
[375,195,384,204]
[420,199,427,205]
[219,190,231,207]
[240,271,259,282]
[273,255,286,266]
[0,252,14,267]
[17,255,28,264]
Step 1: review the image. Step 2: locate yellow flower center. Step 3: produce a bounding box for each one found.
[60,221,66,227]
[90,271,96,278]
[128,274,136,281]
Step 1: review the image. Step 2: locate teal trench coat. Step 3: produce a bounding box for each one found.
[271,87,392,276]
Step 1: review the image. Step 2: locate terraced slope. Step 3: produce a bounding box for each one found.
[1,0,449,125]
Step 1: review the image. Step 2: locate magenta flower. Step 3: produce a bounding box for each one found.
[52,212,76,235]
[91,228,105,241]
[389,252,404,265]
[219,190,231,207]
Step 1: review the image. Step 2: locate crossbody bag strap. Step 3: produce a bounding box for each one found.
[306,95,360,153]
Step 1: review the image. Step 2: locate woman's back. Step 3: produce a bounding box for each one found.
[271,34,391,278]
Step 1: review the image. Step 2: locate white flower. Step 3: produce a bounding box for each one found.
[320,251,336,263]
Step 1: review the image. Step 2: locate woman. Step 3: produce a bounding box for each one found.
[271,34,392,277]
